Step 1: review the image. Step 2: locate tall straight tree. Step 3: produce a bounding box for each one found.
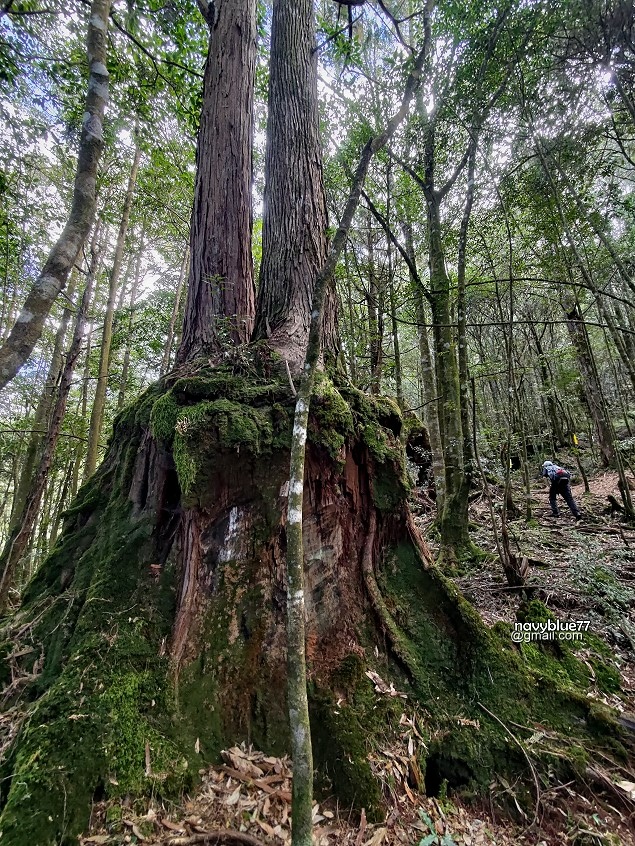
[84,144,141,478]
[176,0,257,361]
[253,0,337,369]
[0,0,110,390]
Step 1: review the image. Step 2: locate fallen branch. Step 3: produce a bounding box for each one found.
[160,830,266,846]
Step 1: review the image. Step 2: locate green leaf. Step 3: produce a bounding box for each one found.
[418,810,435,831]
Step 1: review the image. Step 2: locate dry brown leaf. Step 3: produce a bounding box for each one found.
[616,779,635,799]
[257,820,275,836]
[160,819,185,832]
[224,786,241,806]
[131,824,146,841]
[364,827,387,846]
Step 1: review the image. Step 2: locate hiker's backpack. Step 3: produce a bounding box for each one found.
[555,467,571,481]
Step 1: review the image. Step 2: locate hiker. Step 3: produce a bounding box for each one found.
[541,460,581,520]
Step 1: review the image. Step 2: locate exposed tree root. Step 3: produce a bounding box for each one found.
[405,506,433,568]
[361,510,419,679]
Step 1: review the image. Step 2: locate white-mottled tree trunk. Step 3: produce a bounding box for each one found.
[0,0,110,390]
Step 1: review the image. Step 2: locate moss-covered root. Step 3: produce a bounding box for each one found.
[361,510,420,678]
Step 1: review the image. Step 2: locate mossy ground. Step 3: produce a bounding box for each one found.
[0,355,630,845]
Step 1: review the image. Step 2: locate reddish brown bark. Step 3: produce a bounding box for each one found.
[177,0,257,362]
[253,0,337,371]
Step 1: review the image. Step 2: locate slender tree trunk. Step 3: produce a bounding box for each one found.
[456,142,476,478]
[117,230,145,410]
[177,0,256,361]
[253,0,335,371]
[49,458,74,548]
[366,217,382,394]
[344,249,358,384]
[161,245,189,375]
[388,258,403,407]
[84,145,141,477]
[385,163,403,406]
[0,0,110,389]
[528,322,565,445]
[402,222,445,509]
[0,261,97,610]
[282,31,429,842]
[598,296,635,395]
[8,270,78,532]
[426,189,470,559]
[562,292,615,467]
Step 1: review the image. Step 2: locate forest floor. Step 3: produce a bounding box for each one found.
[79,465,635,846]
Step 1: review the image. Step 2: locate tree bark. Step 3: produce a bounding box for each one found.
[0,255,97,610]
[0,0,110,390]
[253,0,336,372]
[177,0,257,362]
[117,229,145,410]
[8,271,78,534]
[426,186,471,559]
[161,245,189,375]
[84,145,141,478]
[562,292,615,467]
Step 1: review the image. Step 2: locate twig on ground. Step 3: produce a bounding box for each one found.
[477,701,541,828]
[160,830,266,846]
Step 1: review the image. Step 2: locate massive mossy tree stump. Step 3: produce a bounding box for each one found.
[0,350,629,845]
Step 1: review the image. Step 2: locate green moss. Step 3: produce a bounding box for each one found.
[331,654,365,693]
[589,657,622,694]
[172,399,276,499]
[331,386,409,512]
[172,370,288,406]
[102,671,187,793]
[308,374,354,459]
[519,642,591,690]
[150,390,180,443]
[516,599,553,624]
[310,684,384,822]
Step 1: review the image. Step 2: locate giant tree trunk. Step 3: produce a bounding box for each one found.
[0,359,626,846]
[176,0,257,361]
[0,0,110,390]
[252,0,337,370]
